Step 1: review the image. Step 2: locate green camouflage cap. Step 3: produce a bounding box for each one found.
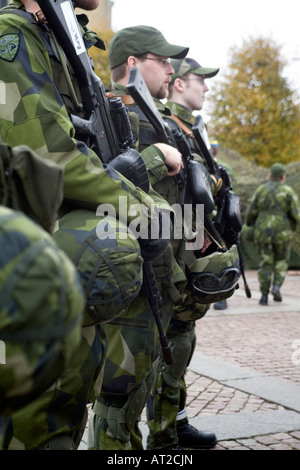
[108,25,189,69]
[170,57,219,83]
[270,163,285,179]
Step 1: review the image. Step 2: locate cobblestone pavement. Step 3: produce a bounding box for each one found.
[81,270,300,451]
[183,372,300,450]
[139,270,300,450]
[174,270,300,450]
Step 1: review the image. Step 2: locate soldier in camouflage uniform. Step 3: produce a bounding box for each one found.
[143,57,221,450]
[0,0,170,450]
[96,30,240,451]
[245,163,300,305]
[0,142,84,450]
[88,26,189,451]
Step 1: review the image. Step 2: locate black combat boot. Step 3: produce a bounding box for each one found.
[214,299,228,310]
[272,284,282,302]
[259,294,268,305]
[177,424,217,449]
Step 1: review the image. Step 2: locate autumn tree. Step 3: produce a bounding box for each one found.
[207,36,300,167]
[88,28,115,88]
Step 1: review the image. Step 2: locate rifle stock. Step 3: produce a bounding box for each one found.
[127,67,174,146]
[191,115,219,176]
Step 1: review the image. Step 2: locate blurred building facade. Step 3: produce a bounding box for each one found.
[78,0,113,30]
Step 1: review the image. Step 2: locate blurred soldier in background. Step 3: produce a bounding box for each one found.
[245,163,300,305]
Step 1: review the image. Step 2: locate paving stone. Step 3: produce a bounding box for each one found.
[269,443,295,450]
[255,435,281,445]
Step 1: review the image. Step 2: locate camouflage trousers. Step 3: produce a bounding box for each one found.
[146,319,197,449]
[5,324,107,450]
[88,290,174,450]
[257,241,290,294]
[0,416,9,450]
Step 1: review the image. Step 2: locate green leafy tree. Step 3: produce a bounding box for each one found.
[207,36,300,167]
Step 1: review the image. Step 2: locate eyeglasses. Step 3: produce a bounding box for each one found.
[143,57,172,66]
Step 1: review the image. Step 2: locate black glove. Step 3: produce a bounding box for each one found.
[108,148,150,193]
[138,208,172,261]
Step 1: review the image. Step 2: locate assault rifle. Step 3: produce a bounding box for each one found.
[38,0,149,192]
[191,116,241,232]
[38,0,128,161]
[38,0,173,363]
[192,116,251,298]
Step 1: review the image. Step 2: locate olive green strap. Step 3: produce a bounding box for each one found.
[49,25,84,112]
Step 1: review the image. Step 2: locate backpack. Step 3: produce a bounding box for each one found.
[53,208,144,326]
[0,142,63,233]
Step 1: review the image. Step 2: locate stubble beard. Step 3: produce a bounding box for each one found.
[155,84,169,100]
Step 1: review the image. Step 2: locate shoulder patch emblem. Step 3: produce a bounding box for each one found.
[0,34,20,62]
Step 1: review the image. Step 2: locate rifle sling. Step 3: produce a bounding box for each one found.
[169,115,195,138]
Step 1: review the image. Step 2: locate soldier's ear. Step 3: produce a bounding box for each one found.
[128,56,138,68]
[174,77,185,92]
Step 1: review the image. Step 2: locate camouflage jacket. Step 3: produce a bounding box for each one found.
[245,180,300,244]
[0,1,156,226]
[165,101,209,164]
